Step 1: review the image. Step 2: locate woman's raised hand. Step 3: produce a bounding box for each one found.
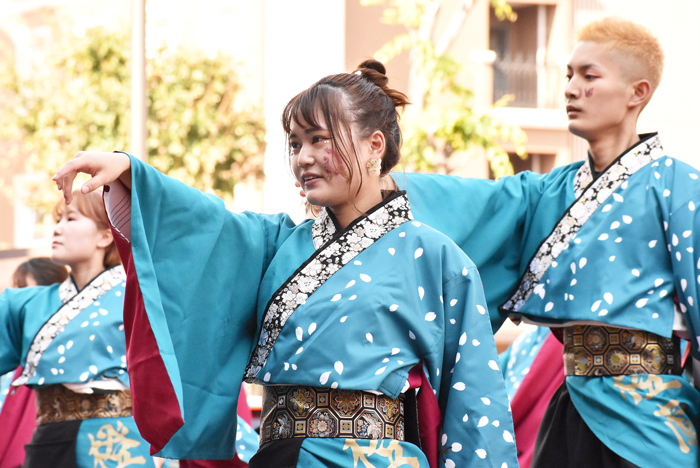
[53,152,132,205]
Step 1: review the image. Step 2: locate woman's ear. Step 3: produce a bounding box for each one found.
[97,228,114,249]
[369,130,386,158]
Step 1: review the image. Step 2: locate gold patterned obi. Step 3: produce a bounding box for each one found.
[260,385,405,446]
[563,325,682,377]
[36,385,133,425]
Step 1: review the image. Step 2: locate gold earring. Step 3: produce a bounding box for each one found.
[366,158,381,176]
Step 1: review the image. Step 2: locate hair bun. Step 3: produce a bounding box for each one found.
[357,59,386,76]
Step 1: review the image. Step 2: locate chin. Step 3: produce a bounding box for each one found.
[568,122,593,141]
[305,194,329,208]
[51,258,70,267]
[51,252,75,267]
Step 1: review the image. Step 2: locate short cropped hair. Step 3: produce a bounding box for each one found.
[577,17,664,91]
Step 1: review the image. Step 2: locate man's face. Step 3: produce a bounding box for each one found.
[565,41,633,141]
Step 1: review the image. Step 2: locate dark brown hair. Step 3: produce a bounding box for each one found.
[52,191,121,268]
[12,257,69,288]
[282,59,409,196]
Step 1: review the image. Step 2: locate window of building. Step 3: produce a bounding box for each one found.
[490,3,558,109]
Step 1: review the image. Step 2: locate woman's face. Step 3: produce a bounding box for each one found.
[290,111,371,212]
[51,205,109,267]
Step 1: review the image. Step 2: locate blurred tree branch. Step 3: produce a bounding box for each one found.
[362,0,525,178]
[0,28,265,213]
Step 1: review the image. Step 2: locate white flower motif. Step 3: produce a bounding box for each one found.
[297,276,319,293]
[596,187,613,203]
[364,222,382,238]
[302,260,323,277]
[570,203,586,219]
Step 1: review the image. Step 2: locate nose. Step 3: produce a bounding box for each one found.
[565,77,580,100]
[53,220,64,237]
[297,145,315,169]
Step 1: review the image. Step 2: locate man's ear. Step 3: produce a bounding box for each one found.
[629,79,652,109]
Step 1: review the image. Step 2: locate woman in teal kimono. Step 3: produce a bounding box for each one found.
[0,191,156,468]
[53,60,518,468]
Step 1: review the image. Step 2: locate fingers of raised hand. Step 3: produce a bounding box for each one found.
[53,153,98,204]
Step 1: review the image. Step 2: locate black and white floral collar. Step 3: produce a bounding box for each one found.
[244,191,413,382]
[14,266,126,386]
[502,134,664,313]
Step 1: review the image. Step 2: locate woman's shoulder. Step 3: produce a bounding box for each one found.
[392,219,477,269]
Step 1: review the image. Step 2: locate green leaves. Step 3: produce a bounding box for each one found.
[367,0,525,179]
[0,28,265,213]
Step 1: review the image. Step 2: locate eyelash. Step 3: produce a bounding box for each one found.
[290,136,331,151]
[566,74,597,81]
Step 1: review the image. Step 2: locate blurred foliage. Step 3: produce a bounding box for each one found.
[361,0,526,178]
[0,28,265,212]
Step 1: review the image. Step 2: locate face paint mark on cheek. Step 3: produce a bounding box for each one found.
[332,152,346,177]
[585,88,594,98]
[320,147,342,177]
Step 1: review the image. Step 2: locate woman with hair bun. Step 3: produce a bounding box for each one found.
[53,60,517,468]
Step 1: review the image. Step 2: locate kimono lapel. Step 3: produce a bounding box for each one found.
[244,191,413,381]
[13,266,126,386]
[502,134,664,313]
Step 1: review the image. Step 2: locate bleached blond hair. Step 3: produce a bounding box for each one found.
[577,17,664,91]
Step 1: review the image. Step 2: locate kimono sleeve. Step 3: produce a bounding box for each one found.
[667,194,700,360]
[435,266,518,468]
[393,169,574,331]
[106,154,298,459]
[0,289,34,375]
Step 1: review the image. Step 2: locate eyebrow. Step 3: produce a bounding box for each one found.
[290,126,326,138]
[567,63,601,72]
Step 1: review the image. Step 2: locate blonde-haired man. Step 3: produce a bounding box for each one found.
[392,16,699,468]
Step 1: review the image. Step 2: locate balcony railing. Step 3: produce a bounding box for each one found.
[493,56,562,109]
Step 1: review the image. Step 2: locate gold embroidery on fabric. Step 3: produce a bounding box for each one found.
[613,374,682,405]
[261,386,405,446]
[563,326,681,377]
[654,400,697,454]
[88,420,146,468]
[343,439,420,468]
[36,385,132,425]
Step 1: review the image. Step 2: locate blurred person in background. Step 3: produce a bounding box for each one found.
[0,257,68,468]
[11,257,69,288]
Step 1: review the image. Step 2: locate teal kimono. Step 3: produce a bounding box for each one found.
[395,133,700,468]
[0,267,154,467]
[104,154,518,468]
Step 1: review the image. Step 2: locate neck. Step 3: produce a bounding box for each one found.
[586,124,640,172]
[69,256,107,290]
[330,186,383,229]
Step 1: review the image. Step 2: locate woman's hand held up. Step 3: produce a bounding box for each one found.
[53,152,132,204]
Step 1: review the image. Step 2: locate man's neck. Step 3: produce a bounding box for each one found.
[587,129,641,172]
